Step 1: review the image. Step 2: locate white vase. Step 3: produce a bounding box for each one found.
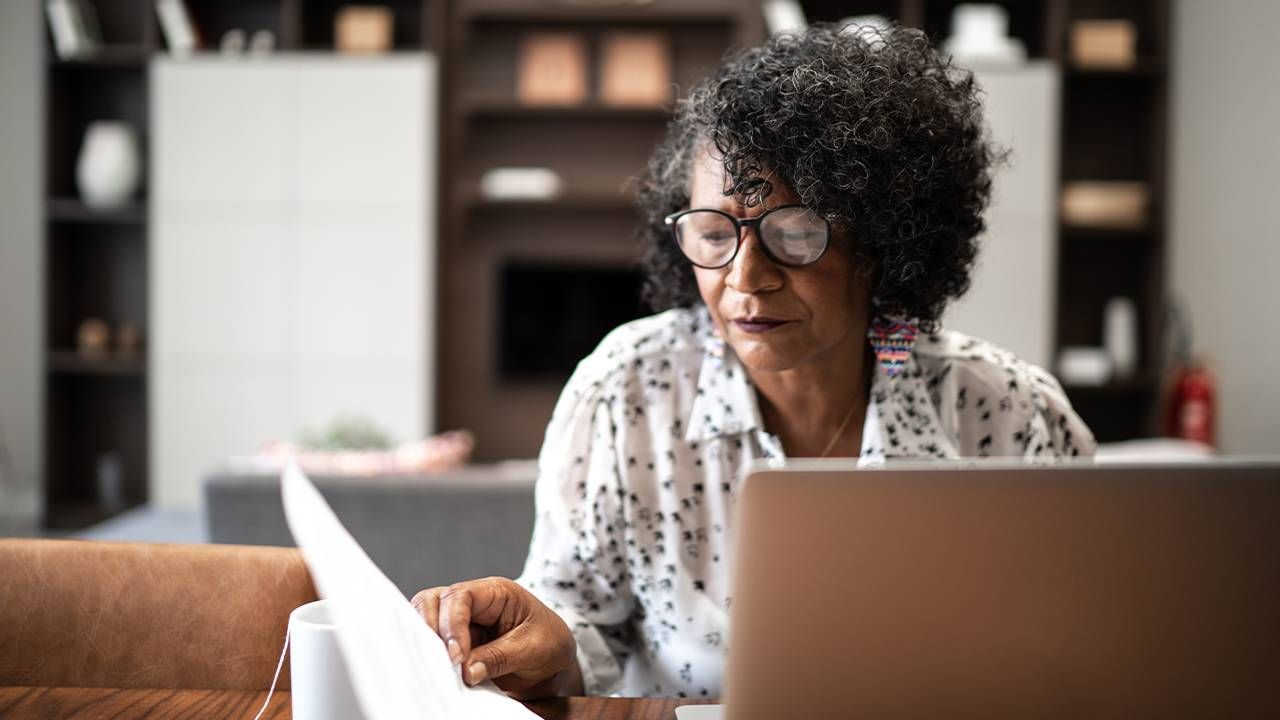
[76,121,141,209]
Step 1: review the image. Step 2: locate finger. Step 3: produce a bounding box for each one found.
[410,588,443,635]
[438,584,477,665]
[457,577,518,628]
[465,622,562,687]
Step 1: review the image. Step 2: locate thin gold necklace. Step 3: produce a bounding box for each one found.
[818,392,862,457]
[818,349,875,458]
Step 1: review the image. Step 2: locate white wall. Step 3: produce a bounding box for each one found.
[0,0,43,523]
[1169,0,1280,453]
[944,63,1059,369]
[151,56,437,507]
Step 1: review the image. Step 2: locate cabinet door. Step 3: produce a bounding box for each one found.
[943,63,1059,369]
[151,56,435,507]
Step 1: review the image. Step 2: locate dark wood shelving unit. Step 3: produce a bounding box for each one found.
[41,0,446,530]
[47,197,146,224]
[48,351,147,378]
[43,0,153,530]
[438,0,764,460]
[440,0,1173,458]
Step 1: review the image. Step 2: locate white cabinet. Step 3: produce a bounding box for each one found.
[151,55,436,507]
[943,63,1059,369]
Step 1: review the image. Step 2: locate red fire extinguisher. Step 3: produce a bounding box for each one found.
[1161,302,1217,448]
[1163,360,1216,447]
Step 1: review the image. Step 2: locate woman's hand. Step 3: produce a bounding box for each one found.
[411,577,584,699]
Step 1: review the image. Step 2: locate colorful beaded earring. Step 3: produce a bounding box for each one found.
[867,316,918,378]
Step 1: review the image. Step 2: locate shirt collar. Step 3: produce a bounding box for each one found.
[682,313,957,460]
[684,330,765,443]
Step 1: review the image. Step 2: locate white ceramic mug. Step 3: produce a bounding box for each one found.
[289,599,367,720]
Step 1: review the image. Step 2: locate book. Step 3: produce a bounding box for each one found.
[155,0,199,56]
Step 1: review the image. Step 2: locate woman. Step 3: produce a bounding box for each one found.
[413,23,1095,699]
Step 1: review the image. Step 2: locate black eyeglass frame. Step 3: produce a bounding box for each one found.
[663,204,832,269]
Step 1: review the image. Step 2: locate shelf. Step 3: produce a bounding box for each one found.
[460,2,739,25]
[1060,222,1152,239]
[464,98,671,120]
[50,46,151,68]
[466,191,634,212]
[1066,58,1166,79]
[47,197,146,225]
[44,502,135,531]
[48,351,146,378]
[1063,376,1158,398]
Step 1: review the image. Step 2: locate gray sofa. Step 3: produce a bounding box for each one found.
[204,462,538,597]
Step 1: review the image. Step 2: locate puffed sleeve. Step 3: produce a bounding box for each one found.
[944,355,1098,460]
[516,369,635,696]
[1017,363,1098,460]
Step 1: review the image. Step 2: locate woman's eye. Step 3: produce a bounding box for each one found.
[700,233,735,244]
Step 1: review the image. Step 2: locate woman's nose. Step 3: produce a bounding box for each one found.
[724,226,784,294]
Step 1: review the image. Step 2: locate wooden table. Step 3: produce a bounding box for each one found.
[0,687,718,719]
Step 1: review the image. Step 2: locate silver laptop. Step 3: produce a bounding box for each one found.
[712,460,1280,719]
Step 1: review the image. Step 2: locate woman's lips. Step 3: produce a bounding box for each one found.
[732,318,793,334]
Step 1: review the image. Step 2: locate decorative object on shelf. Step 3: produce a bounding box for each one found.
[45,0,101,60]
[335,5,394,54]
[762,0,806,35]
[598,31,671,108]
[219,28,247,54]
[942,3,1026,66]
[249,29,276,55]
[76,318,111,359]
[1070,20,1137,70]
[76,121,142,209]
[1057,346,1112,386]
[116,321,144,358]
[95,452,126,512]
[516,32,588,106]
[479,167,563,202]
[838,14,891,41]
[1060,181,1149,229]
[1103,297,1138,379]
[156,0,199,56]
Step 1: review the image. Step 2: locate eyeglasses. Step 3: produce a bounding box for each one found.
[664,204,831,269]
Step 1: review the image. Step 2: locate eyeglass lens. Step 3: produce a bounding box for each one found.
[674,207,828,268]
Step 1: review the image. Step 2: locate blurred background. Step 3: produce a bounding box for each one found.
[0,0,1275,578]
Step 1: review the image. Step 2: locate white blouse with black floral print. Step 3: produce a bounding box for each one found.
[516,306,1095,698]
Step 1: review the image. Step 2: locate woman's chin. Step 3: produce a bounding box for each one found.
[727,338,803,373]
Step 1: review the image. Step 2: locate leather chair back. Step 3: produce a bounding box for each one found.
[0,539,317,690]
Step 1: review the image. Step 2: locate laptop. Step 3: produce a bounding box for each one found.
[707,460,1280,719]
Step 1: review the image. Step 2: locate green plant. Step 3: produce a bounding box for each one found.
[301,414,393,451]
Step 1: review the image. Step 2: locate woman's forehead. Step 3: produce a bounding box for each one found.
[688,145,800,211]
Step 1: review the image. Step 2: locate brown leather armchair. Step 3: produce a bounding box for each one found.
[0,539,317,690]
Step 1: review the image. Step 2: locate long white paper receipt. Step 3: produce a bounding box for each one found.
[282,461,540,720]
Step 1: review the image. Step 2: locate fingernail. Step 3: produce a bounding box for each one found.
[467,661,488,685]
[447,638,462,665]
